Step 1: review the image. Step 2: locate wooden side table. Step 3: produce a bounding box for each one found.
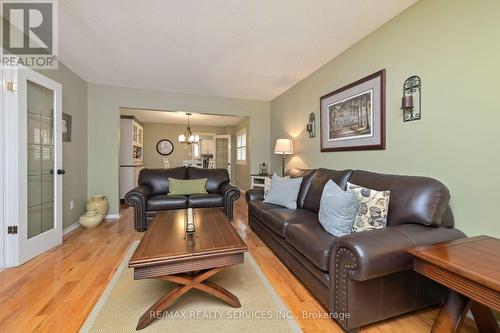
[407,236,500,333]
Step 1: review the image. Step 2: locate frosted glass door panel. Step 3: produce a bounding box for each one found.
[27,80,55,239]
[215,138,229,169]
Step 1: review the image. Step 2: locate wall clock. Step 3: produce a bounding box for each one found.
[156,139,174,156]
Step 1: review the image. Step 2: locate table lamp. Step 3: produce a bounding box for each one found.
[274,138,294,176]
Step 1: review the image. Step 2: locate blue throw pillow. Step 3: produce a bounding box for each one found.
[264,174,303,209]
[318,180,358,236]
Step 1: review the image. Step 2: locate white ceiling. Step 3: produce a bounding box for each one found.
[121,108,245,126]
[60,0,416,101]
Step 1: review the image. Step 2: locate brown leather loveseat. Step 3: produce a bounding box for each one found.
[246,168,465,332]
[125,167,240,231]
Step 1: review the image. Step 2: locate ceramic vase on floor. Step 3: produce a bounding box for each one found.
[86,195,109,217]
[79,195,109,229]
[79,211,104,229]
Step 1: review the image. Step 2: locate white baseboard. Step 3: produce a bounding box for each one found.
[105,214,120,219]
[63,221,81,236]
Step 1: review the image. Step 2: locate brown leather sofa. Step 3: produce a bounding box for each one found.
[246,168,465,332]
[125,167,240,231]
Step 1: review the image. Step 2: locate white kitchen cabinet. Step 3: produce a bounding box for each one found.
[200,138,215,155]
[120,116,143,165]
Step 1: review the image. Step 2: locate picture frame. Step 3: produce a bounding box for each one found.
[320,69,385,152]
[62,112,72,142]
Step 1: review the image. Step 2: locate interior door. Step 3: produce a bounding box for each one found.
[214,135,232,180]
[3,67,63,266]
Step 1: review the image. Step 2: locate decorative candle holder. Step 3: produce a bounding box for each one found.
[401,76,422,122]
[306,112,316,138]
[185,208,196,234]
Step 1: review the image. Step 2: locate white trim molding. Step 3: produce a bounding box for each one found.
[63,221,81,236]
[105,214,120,219]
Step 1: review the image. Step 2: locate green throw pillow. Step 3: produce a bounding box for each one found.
[168,178,208,196]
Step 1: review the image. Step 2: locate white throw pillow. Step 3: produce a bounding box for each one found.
[347,182,390,232]
[264,174,303,209]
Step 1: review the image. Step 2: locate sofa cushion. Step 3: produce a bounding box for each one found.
[248,200,282,219]
[139,167,187,195]
[146,194,187,210]
[286,168,318,208]
[187,167,229,193]
[285,217,337,271]
[302,168,353,213]
[261,208,318,238]
[349,170,450,227]
[188,194,224,208]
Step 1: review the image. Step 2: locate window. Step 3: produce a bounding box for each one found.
[236,129,246,165]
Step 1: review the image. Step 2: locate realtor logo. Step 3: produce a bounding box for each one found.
[1,0,58,68]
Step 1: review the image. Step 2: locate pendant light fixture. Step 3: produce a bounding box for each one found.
[178,112,199,144]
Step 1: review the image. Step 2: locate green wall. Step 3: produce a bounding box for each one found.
[88,84,270,215]
[38,63,88,229]
[270,0,500,237]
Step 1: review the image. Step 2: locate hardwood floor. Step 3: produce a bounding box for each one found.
[0,197,478,333]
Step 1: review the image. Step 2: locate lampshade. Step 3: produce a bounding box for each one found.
[274,138,294,155]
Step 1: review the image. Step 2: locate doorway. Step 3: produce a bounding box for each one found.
[214,135,232,179]
[119,108,245,183]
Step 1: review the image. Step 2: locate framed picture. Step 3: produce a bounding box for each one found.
[320,69,385,152]
[62,113,72,142]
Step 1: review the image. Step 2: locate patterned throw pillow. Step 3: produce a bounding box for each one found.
[347,182,390,232]
[263,175,289,199]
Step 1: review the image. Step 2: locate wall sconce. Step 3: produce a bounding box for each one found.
[401,76,421,122]
[306,112,316,138]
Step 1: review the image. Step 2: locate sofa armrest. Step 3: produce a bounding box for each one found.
[124,185,152,231]
[220,183,241,202]
[124,185,151,204]
[330,224,466,282]
[219,182,240,220]
[245,188,264,202]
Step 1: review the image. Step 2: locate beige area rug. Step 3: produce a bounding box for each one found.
[80,241,302,333]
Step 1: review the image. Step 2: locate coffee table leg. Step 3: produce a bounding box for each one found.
[136,284,192,330]
[194,280,241,307]
[470,301,500,333]
[136,267,241,330]
[431,291,469,333]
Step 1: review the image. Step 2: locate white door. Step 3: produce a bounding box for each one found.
[214,135,232,180]
[2,67,63,267]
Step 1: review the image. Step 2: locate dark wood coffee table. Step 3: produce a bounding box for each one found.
[129,208,248,330]
[407,236,500,333]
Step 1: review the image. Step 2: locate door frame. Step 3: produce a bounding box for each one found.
[2,67,63,267]
[0,66,5,268]
[214,134,232,179]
